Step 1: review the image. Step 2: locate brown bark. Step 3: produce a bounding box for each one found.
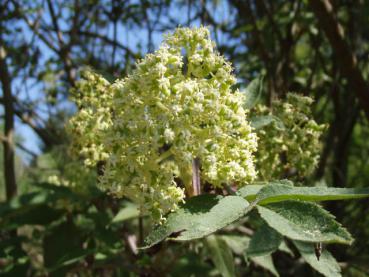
[0,45,17,200]
[309,0,369,119]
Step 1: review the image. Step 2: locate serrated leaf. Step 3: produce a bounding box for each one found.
[250,115,285,130]
[257,201,353,244]
[247,223,282,257]
[249,255,279,277]
[243,76,264,109]
[238,182,369,204]
[143,194,250,248]
[294,241,341,277]
[206,235,235,277]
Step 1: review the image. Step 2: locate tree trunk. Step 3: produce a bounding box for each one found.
[309,0,369,120]
[0,44,17,200]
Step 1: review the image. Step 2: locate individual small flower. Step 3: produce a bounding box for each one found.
[164,128,175,143]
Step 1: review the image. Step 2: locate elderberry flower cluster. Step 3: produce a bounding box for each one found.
[68,71,112,167]
[69,27,258,221]
[254,93,325,180]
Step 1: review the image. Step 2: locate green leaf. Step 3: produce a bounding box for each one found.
[170,253,213,276]
[243,76,264,109]
[248,255,279,277]
[111,202,139,224]
[278,240,294,256]
[0,204,63,230]
[0,191,49,216]
[257,201,353,244]
[43,221,91,273]
[237,184,264,200]
[221,235,250,255]
[0,191,64,230]
[250,115,285,130]
[238,181,369,204]
[247,223,282,257]
[206,235,236,277]
[294,241,341,277]
[143,194,250,248]
[0,236,30,276]
[256,183,369,205]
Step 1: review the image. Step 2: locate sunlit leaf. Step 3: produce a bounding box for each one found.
[143,194,250,248]
[256,184,369,205]
[257,201,353,244]
[238,181,369,205]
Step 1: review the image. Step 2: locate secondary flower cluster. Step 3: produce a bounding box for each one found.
[69,27,258,221]
[68,71,112,167]
[254,93,325,180]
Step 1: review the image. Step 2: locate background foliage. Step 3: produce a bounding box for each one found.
[1,0,369,276]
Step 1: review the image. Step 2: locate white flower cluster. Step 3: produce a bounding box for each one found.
[255,93,325,180]
[69,27,258,221]
[68,71,112,166]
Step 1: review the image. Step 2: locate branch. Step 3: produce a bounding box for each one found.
[46,0,64,46]
[0,135,38,159]
[309,0,369,119]
[0,96,61,147]
[75,30,137,58]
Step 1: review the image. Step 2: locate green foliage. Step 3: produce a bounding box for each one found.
[143,194,250,248]
[0,183,131,275]
[142,179,368,276]
[146,180,368,245]
[257,201,353,244]
[243,76,264,109]
[205,235,235,277]
[220,235,251,255]
[238,181,369,204]
[43,221,89,274]
[294,241,341,277]
[246,222,282,257]
[111,202,140,224]
[249,255,279,277]
[250,115,285,130]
